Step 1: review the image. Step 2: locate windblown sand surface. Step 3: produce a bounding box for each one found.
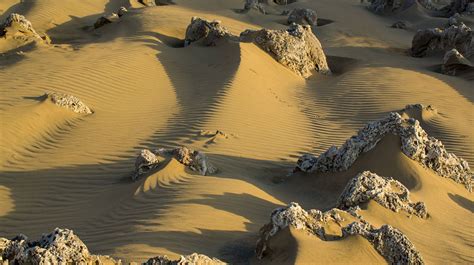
[0,0,473,264]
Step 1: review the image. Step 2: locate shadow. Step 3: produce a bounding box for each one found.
[0,42,37,68]
[325,55,359,75]
[0,0,35,21]
[448,193,474,213]
[317,18,334,27]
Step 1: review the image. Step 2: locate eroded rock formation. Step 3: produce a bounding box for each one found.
[337,171,428,218]
[47,92,93,114]
[94,7,128,29]
[145,253,226,265]
[240,24,330,77]
[287,8,318,26]
[441,48,473,75]
[295,112,473,191]
[184,17,234,46]
[0,13,41,39]
[243,0,267,14]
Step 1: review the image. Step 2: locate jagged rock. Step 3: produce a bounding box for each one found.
[243,0,267,14]
[184,17,234,47]
[287,8,318,26]
[133,147,217,180]
[441,48,474,75]
[343,222,424,265]
[240,24,330,77]
[257,203,424,264]
[295,112,473,191]
[94,7,127,29]
[145,253,226,265]
[47,92,93,114]
[117,7,128,17]
[411,23,473,57]
[401,103,438,115]
[367,0,416,14]
[0,13,41,39]
[391,21,408,29]
[337,171,428,218]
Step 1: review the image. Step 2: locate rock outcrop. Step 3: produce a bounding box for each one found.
[295,112,473,191]
[256,202,424,264]
[240,24,330,77]
[287,8,318,26]
[145,253,226,265]
[0,13,41,40]
[184,17,234,47]
[243,0,267,14]
[441,48,474,75]
[337,171,428,218]
[47,92,93,114]
[133,146,217,180]
[94,7,127,29]
[0,228,120,264]
[367,0,416,14]
[411,23,473,57]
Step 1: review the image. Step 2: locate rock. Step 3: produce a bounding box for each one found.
[117,7,128,17]
[441,48,474,75]
[257,203,424,264]
[240,24,330,77]
[273,0,298,5]
[47,92,93,114]
[367,0,416,14]
[295,112,473,191]
[438,0,471,17]
[0,13,41,39]
[337,171,428,218]
[343,222,424,265]
[133,149,164,181]
[243,0,267,14]
[391,21,407,29]
[184,17,234,47]
[94,7,127,29]
[447,13,461,26]
[411,23,473,57]
[287,8,318,26]
[145,253,227,264]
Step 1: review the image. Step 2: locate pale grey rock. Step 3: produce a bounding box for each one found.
[184,17,234,47]
[295,112,473,191]
[411,23,473,57]
[441,48,473,75]
[287,8,318,26]
[240,24,330,77]
[244,0,267,14]
[47,92,93,114]
[337,171,428,218]
[94,7,127,29]
[391,21,408,29]
[117,7,128,17]
[367,0,415,14]
[145,253,227,265]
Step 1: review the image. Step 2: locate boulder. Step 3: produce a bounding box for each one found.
[133,149,164,180]
[145,253,226,264]
[243,0,267,14]
[184,17,234,46]
[287,8,318,26]
[47,92,93,114]
[411,23,473,57]
[0,13,41,39]
[391,21,407,29]
[337,171,428,218]
[367,0,416,14]
[441,48,474,75]
[295,112,473,191]
[240,24,330,77]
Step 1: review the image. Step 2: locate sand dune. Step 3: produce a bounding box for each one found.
[0,0,473,264]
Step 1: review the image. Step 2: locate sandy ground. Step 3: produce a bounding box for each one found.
[0,0,473,264]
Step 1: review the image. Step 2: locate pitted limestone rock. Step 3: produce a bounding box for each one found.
[441,48,473,75]
[337,171,428,218]
[47,92,93,114]
[287,8,318,26]
[145,253,227,265]
[295,112,472,191]
[184,17,233,46]
[239,24,330,77]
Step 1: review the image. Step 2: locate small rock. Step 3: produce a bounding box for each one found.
[139,0,157,6]
[243,0,266,14]
[94,7,127,29]
[367,0,415,14]
[133,149,163,181]
[287,8,318,26]
[47,92,93,114]
[391,21,407,29]
[145,253,227,265]
[117,7,128,17]
[184,17,234,47]
[441,48,473,75]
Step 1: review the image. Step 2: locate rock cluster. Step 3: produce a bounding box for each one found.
[47,92,93,114]
[133,146,217,180]
[287,8,318,26]
[295,112,472,191]
[337,171,428,218]
[441,48,473,75]
[411,22,473,57]
[367,0,415,14]
[145,253,226,265]
[94,7,128,29]
[256,202,424,264]
[184,17,234,47]
[0,228,120,264]
[243,0,267,14]
[240,24,330,77]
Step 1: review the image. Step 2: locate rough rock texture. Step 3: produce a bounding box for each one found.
[367,0,416,14]
[240,24,330,77]
[337,171,428,218]
[47,92,93,114]
[343,222,424,265]
[94,7,127,29]
[0,13,42,40]
[145,253,226,265]
[133,147,217,180]
[184,17,233,46]
[257,203,424,264]
[287,8,318,26]
[391,21,408,29]
[243,0,267,14]
[295,112,473,191]
[441,48,474,75]
[411,23,473,57]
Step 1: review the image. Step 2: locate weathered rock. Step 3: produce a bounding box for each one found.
[287,8,318,26]
[367,0,416,14]
[184,17,234,47]
[243,0,267,14]
[145,253,227,265]
[441,48,474,75]
[47,92,93,114]
[94,7,127,29]
[411,23,473,57]
[0,13,41,39]
[117,7,128,17]
[337,171,428,218]
[133,149,164,180]
[257,203,424,264]
[295,112,473,191]
[240,24,330,77]
[391,21,408,29]
[438,0,471,16]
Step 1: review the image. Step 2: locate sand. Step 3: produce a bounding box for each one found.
[0,0,473,264]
